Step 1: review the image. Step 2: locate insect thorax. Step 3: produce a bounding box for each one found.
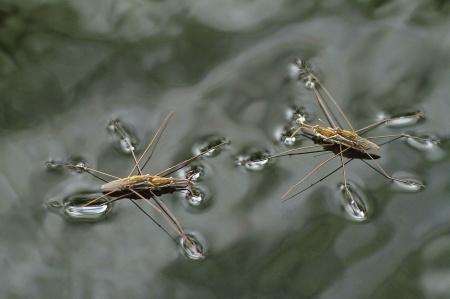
[313,126,337,138]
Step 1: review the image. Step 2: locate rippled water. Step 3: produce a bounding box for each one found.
[1,1,450,298]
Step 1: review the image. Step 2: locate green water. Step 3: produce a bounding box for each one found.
[1,1,450,298]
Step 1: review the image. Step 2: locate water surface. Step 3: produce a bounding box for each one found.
[1,1,450,298]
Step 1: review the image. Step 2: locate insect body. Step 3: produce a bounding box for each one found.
[266,59,428,206]
[302,124,380,152]
[46,112,228,259]
[101,175,189,192]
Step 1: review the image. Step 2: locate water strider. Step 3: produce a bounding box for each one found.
[45,112,229,259]
[258,59,432,216]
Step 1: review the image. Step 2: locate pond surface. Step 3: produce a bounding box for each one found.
[1,1,450,298]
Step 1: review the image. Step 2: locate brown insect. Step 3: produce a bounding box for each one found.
[46,112,229,259]
[270,59,427,209]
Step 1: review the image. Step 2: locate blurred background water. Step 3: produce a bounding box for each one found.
[1,0,450,298]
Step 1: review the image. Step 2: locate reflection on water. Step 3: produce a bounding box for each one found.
[107,119,140,155]
[235,147,271,171]
[192,135,230,158]
[47,192,113,221]
[1,1,450,298]
[184,186,209,208]
[391,171,425,192]
[179,233,207,261]
[337,181,371,222]
[380,107,426,128]
[407,132,445,161]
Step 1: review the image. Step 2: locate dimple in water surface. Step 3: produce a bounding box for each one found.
[45,192,113,221]
[108,119,140,155]
[185,187,209,208]
[337,181,371,221]
[236,148,270,171]
[392,172,425,192]
[406,132,444,161]
[180,233,206,261]
[380,108,426,128]
[193,135,229,158]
